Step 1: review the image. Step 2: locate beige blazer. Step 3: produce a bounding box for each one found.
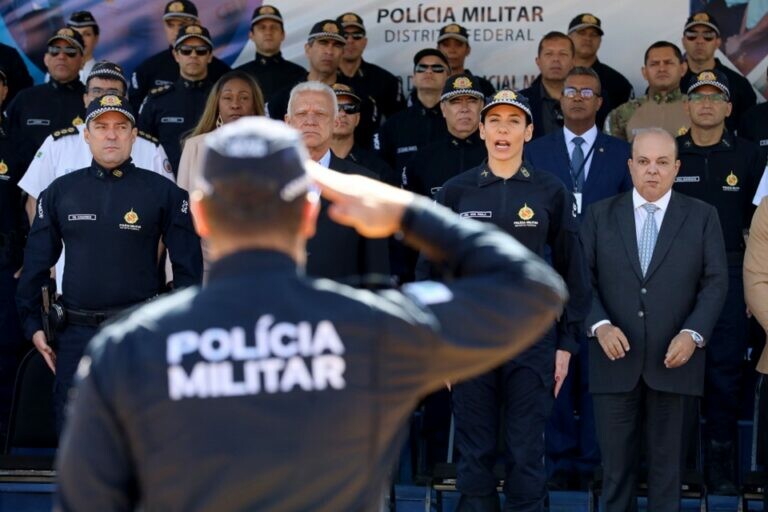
[744,197,768,374]
[177,133,208,193]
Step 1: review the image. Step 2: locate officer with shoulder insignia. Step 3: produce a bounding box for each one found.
[129,0,230,111]
[675,68,767,494]
[139,24,217,173]
[605,41,689,142]
[16,95,202,434]
[337,12,405,120]
[234,5,306,102]
[54,116,568,511]
[5,27,86,171]
[375,48,451,183]
[419,90,590,511]
[437,24,495,98]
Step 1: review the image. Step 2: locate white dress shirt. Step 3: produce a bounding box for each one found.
[317,149,332,168]
[563,125,598,181]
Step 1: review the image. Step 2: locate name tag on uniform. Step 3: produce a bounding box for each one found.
[396,145,417,154]
[26,119,50,126]
[675,176,700,183]
[573,192,583,214]
[161,117,184,124]
[459,211,492,218]
[760,139,768,147]
[68,214,97,221]
[154,80,173,87]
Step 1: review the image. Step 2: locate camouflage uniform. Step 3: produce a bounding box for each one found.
[604,89,690,142]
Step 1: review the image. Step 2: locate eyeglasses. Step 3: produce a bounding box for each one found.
[338,103,360,114]
[415,63,447,74]
[176,45,211,57]
[684,30,717,42]
[688,92,728,103]
[88,87,123,96]
[48,46,80,57]
[563,87,599,99]
[344,32,365,41]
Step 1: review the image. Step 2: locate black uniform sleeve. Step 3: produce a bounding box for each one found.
[137,97,157,138]
[5,46,32,107]
[16,190,63,338]
[129,64,151,112]
[547,184,591,353]
[162,185,202,287]
[378,197,568,393]
[374,120,398,183]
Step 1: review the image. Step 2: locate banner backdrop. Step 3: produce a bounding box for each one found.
[0,1,765,99]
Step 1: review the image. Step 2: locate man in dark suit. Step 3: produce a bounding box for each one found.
[525,66,631,487]
[285,81,389,283]
[581,127,728,511]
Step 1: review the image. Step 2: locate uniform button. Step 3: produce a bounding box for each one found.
[638,311,645,318]
[640,288,647,294]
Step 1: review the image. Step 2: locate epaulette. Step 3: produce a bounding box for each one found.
[148,84,173,97]
[138,130,160,145]
[52,126,78,140]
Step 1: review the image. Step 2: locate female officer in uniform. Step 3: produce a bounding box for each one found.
[425,90,591,511]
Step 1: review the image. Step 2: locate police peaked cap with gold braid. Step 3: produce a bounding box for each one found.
[568,13,604,35]
[251,5,283,26]
[175,24,213,49]
[85,95,136,126]
[47,27,85,54]
[686,68,730,99]
[307,20,346,45]
[441,73,485,102]
[480,89,532,123]
[684,12,720,36]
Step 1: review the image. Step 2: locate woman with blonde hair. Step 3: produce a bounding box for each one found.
[177,70,265,191]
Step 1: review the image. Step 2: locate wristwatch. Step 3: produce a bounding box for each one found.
[684,330,706,348]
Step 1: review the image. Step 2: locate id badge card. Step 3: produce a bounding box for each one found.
[574,192,583,214]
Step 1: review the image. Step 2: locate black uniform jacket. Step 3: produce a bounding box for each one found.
[16,159,202,339]
[422,162,591,377]
[234,51,306,103]
[55,197,567,512]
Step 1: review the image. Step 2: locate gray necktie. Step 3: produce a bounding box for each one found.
[571,136,585,191]
[639,203,659,276]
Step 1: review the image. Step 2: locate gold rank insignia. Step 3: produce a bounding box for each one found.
[481,169,489,177]
[445,24,461,33]
[58,28,76,37]
[124,209,139,224]
[678,126,689,136]
[72,116,84,126]
[168,1,184,13]
[53,130,61,137]
[0,160,8,175]
[698,71,717,81]
[186,25,203,35]
[342,14,359,23]
[495,90,517,101]
[261,6,276,14]
[323,22,340,33]
[112,169,123,178]
[726,172,738,186]
[518,203,535,221]
[693,13,710,22]
[521,167,530,178]
[100,95,122,107]
[582,14,598,24]
[453,76,473,89]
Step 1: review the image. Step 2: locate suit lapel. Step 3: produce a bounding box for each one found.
[584,133,606,193]
[616,192,643,281]
[644,191,689,280]
[555,130,573,187]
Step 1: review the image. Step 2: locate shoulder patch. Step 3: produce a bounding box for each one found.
[52,126,78,140]
[148,84,173,97]
[138,130,160,145]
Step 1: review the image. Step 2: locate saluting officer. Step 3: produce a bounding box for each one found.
[139,24,216,174]
[675,69,767,494]
[129,0,230,110]
[16,95,202,434]
[423,90,590,511]
[5,27,86,170]
[55,116,567,512]
[234,5,306,102]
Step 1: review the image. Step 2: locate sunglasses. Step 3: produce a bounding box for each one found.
[684,30,717,42]
[415,63,447,74]
[688,92,728,103]
[563,87,599,99]
[338,103,360,114]
[48,46,80,57]
[176,45,211,57]
[344,32,365,41]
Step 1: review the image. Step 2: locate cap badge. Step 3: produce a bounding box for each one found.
[495,90,517,101]
[445,24,461,33]
[518,204,535,221]
[186,25,203,35]
[697,71,717,81]
[124,209,139,224]
[168,2,184,13]
[261,6,276,14]
[99,95,122,107]
[323,22,340,33]
[582,14,598,24]
[693,13,710,22]
[342,14,359,23]
[453,76,473,89]
[58,28,76,37]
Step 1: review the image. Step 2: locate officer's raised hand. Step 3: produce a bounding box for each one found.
[32,330,56,373]
[307,163,415,238]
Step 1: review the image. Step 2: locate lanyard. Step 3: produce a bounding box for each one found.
[570,142,596,192]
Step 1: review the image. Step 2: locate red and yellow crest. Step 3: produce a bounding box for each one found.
[124,209,139,225]
[168,2,184,13]
[453,77,473,89]
[323,22,340,33]
[518,204,534,221]
[726,172,738,187]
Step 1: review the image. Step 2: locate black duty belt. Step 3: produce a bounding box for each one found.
[65,307,124,327]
